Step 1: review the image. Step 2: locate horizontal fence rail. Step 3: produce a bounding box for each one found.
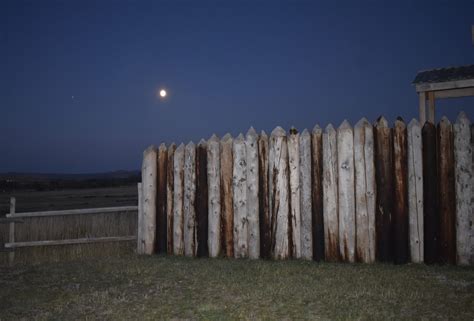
[5,236,136,249]
[6,206,138,218]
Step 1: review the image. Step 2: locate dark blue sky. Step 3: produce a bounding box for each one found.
[1,0,473,173]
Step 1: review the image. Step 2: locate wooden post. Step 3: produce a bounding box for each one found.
[374,117,393,262]
[407,119,423,263]
[166,143,176,254]
[156,143,168,253]
[354,118,376,263]
[453,112,472,265]
[173,143,185,255]
[184,142,197,257]
[269,126,290,259]
[299,129,313,260]
[137,183,143,254]
[220,133,234,258]
[393,118,409,264]
[196,139,209,257]
[233,134,248,258]
[419,92,426,125]
[9,197,16,266]
[322,124,339,261]
[141,146,158,255]
[288,127,301,258]
[337,120,356,263]
[246,127,260,259]
[427,92,435,124]
[311,125,325,261]
[422,122,438,264]
[258,131,270,259]
[207,134,221,258]
[437,117,456,264]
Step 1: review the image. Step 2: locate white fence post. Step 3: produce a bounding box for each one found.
[173,144,185,255]
[246,127,260,259]
[141,146,157,255]
[299,129,313,260]
[207,134,221,258]
[184,142,197,257]
[233,134,248,258]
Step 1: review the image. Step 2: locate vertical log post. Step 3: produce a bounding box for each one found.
[288,127,301,258]
[393,118,409,264]
[156,143,168,253]
[322,124,339,261]
[270,127,290,259]
[407,119,423,263]
[220,134,234,258]
[137,183,144,254]
[166,143,176,254]
[141,146,158,255]
[374,117,393,262]
[354,118,376,263]
[184,142,197,257]
[438,117,456,264]
[173,144,185,255]
[233,134,248,258]
[311,125,325,261]
[453,112,473,265]
[8,197,16,266]
[207,135,221,258]
[258,131,271,259]
[246,127,260,259]
[299,129,313,260]
[196,139,209,257]
[422,122,438,264]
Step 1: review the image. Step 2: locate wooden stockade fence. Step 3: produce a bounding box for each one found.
[138,113,474,265]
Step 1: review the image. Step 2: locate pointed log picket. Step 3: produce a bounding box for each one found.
[407,120,423,263]
[173,144,185,255]
[374,116,393,262]
[354,118,375,263]
[184,142,197,257]
[288,128,301,258]
[299,129,313,260]
[323,124,339,261]
[207,134,221,258]
[258,131,271,258]
[141,146,157,255]
[166,144,176,254]
[311,125,325,261]
[246,127,260,259]
[438,117,456,264]
[157,144,168,253]
[454,112,473,265]
[233,134,248,258]
[220,134,234,258]
[196,140,209,257]
[270,127,290,259]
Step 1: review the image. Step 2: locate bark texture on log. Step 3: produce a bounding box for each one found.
[233,134,248,258]
[141,145,158,255]
[166,144,176,254]
[156,143,168,253]
[299,129,313,260]
[337,120,355,263]
[184,142,197,257]
[354,118,376,263]
[407,120,423,263]
[137,182,144,254]
[207,134,221,258]
[288,128,301,258]
[246,127,260,259]
[173,144,185,255]
[220,134,234,258]
[311,125,325,261]
[196,140,209,257]
[437,117,456,264]
[258,131,271,259]
[323,124,339,261]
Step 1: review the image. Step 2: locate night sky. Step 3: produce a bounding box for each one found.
[2,1,473,173]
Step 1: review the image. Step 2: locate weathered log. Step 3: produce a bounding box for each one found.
[422,122,438,264]
[196,139,209,257]
[269,126,290,259]
[156,143,168,253]
[407,120,423,263]
[299,129,313,260]
[354,118,376,263]
[374,116,393,262]
[233,134,248,258]
[337,120,356,263]
[311,125,325,261]
[184,142,197,257]
[141,145,158,255]
[392,118,409,264]
[246,127,260,259]
[220,133,234,257]
[453,112,473,265]
[137,182,144,254]
[207,134,221,258]
[322,124,339,261]
[288,127,301,258]
[437,117,456,264]
[173,143,185,255]
[166,143,176,254]
[258,131,271,259]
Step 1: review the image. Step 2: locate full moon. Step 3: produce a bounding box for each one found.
[159,89,167,98]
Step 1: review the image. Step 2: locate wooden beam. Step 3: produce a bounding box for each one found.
[434,87,474,99]
[6,206,138,219]
[5,236,136,249]
[427,92,435,124]
[419,92,426,125]
[415,79,474,92]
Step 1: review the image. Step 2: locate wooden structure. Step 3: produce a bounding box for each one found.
[413,65,474,124]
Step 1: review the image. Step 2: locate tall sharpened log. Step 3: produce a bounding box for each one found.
[141,145,158,255]
[288,127,301,258]
[374,116,393,262]
[299,129,313,260]
[184,142,197,257]
[196,140,209,257]
[392,118,409,264]
[173,143,185,255]
[156,143,168,253]
[422,122,438,264]
[166,143,176,254]
[220,134,234,258]
[311,125,325,261]
[258,131,271,259]
[233,134,248,258]
[437,117,456,264]
[207,134,221,258]
[246,127,260,259]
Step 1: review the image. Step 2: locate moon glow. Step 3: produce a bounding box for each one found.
[159,89,167,98]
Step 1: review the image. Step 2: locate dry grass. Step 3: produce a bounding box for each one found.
[0,255,473,320]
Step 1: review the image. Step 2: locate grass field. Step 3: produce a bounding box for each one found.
[1,255,473,320]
